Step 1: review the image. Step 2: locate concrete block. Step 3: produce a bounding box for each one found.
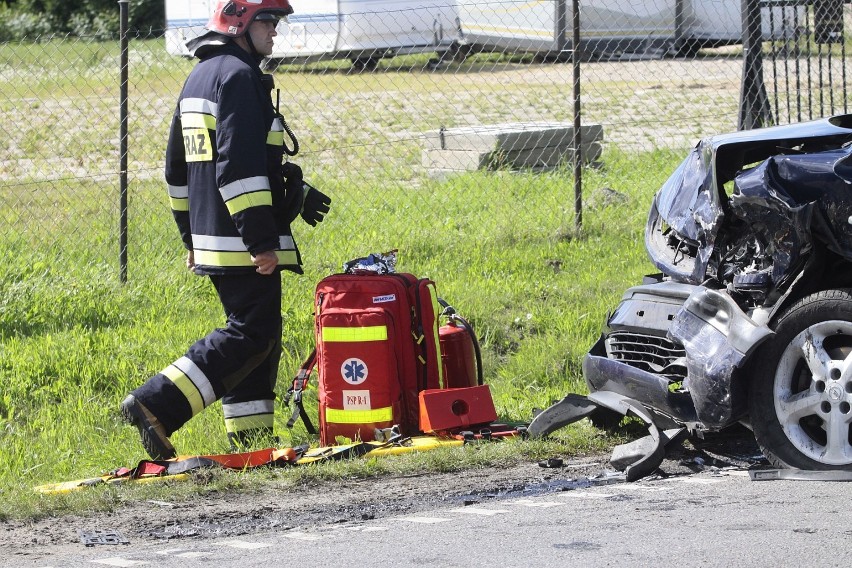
[424,122,604,153]
[422,141,601,171]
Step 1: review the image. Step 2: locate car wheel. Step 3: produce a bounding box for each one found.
[749,289,852,469]
[351,57,378,72]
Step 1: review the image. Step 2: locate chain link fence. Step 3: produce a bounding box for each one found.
[0,0,850,281]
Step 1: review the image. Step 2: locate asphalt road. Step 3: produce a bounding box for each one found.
[17,467,852,568]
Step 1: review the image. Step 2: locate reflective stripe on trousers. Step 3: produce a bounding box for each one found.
[223,399,275,434]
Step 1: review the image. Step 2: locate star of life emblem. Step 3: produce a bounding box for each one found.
[341,358,368,385]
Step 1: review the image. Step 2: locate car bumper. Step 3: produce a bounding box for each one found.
[584,281,774,430]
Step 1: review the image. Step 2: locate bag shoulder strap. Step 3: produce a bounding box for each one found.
[284,348,317,435]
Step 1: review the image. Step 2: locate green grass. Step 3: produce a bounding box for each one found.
[0,145,683,520]
[0,32,706,519]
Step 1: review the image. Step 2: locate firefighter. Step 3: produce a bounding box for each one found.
[120,0,330,459]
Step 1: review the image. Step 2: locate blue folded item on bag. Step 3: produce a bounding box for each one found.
[343,249,398,274]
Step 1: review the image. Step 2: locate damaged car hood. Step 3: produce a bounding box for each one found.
[646,114,852,284]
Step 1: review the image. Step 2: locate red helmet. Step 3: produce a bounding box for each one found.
[206,0,294,37]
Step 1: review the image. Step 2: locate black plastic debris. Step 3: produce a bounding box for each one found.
[79,529,129,547]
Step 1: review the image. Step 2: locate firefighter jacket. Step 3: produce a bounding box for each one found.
[164,41,303,275]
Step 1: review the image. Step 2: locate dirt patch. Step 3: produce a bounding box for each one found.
[0,429,764,564]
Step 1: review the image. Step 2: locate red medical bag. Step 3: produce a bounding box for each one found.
[286,269,488,446]
[312,273,443,445]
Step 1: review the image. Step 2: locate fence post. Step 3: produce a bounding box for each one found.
[555,0,568,57]
[674,0,685,54]
[119,0,129,283]
[738,0,773,130]
[814,0,847,115]
[572,0,582,232]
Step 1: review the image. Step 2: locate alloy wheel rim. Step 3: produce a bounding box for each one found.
[773,320,852,465]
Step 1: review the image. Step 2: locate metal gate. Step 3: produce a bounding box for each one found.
[740,0,849,129]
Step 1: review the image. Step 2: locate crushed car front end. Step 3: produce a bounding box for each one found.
[574,114,852,470]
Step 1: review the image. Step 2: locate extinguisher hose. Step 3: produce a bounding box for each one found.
[449,314,484,386]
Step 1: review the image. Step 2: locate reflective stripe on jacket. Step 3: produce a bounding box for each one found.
[164,41,302,275]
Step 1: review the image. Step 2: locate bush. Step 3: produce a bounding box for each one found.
[68,11,121,40]
[1,0,164,38]
[129,0,165,32]
[0,10,57,41]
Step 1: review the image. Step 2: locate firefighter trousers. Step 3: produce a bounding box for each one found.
[130,271,282,441]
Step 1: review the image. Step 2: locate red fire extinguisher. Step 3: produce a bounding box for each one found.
[438,301,483,389]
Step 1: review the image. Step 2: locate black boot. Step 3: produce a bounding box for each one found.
[120,395,177,460]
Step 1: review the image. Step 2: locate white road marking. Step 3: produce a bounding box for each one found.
[562,462,604,469]
[284,531,321,541]
[674,477,723,484]
[90,559,145,567]
[402,516,452,524]
[611,484,667,492]
[506,499,564,508]
[155,549,206,557]
[556,492,616,499]
[215,540,272,550]
[718,469,751,477]
[346,526,389,532]
[448,507,510,516]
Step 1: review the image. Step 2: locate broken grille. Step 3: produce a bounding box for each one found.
[605,331,687,380]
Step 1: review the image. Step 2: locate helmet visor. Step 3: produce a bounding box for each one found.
[254,11,288,25]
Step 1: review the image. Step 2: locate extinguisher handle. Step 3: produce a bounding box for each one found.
[438,297,455,316]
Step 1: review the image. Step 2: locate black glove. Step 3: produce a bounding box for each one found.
[300,183,331,226]
[281,161,302,183]
[280,162,304,221]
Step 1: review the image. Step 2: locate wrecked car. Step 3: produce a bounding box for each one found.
[533,114,852,474]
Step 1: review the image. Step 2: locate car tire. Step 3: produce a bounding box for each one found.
[351,57,378,72]
[749,289,852,470]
